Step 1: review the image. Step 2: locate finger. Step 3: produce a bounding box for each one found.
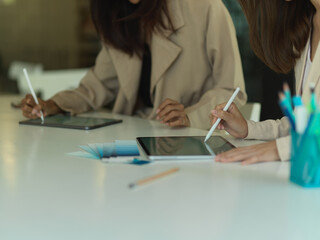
[22,111,38,119]
[31,108,41,117]
[21,104,35,115]
[25,94,36,106]
[162,111,185,123]
[220,151,256,163]
[210,116,218,125]
[22,103,45,119]
[216,147,256,163]
[157,98,176,113]
[33,104,43,112]
[157,104,184,119]
[242,157,260,165]
[214,102,238,114]
[32,104,45,117]
[21,98,35,109]
[211,118,225,130]
[20,97,27,106]
[218,147,251,159]
[215,102,228,111]
[209,113,213,122]
[217,123,225,130]
[227,103,239,114]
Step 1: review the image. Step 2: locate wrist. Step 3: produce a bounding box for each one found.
[240,120,249,139]
[243,122,248,138]
[47,100,63,115]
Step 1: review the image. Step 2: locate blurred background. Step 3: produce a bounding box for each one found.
[0,0,294,120]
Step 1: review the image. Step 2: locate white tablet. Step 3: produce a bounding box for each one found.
[136,136,235,161]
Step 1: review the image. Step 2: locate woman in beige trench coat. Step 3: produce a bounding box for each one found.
[21,0,247,130]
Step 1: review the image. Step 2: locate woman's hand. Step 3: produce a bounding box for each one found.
[20,94,62,119]
[156,98,190,127]
[210,102,248,139]
[215,141,280,165]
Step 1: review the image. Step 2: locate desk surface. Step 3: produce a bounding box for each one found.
[1,95,320,240]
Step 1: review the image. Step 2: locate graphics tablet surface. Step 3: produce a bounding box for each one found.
[19,114,122,130]
[136,136,235,161]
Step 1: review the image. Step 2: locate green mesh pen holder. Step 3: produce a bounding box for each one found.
[290,130,320,188]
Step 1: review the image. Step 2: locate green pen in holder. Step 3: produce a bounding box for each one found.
[290,130,320,188]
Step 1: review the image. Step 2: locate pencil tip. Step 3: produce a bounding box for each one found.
[129,183,135,189]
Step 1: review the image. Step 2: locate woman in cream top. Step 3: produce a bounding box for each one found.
[210,0,320,164]
[20,0,246,130]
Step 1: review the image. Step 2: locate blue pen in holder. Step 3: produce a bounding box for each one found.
[290,130,320,188]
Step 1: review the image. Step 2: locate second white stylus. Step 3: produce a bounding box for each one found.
[204,87,240,142]
[23,68,45,123]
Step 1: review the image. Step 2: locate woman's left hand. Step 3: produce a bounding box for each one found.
[156,98,190,127]
[215,140,280,165]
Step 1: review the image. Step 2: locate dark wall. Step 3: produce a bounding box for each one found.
[0,54,18,93]
[260,68,295,120]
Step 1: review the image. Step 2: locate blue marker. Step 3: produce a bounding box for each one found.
[309,82,317,112]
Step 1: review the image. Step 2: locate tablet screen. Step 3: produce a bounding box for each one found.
[19,115,122,130]
[137,136,235,157]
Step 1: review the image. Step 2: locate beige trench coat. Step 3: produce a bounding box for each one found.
[51,0,247,130]
[246,37,320,161]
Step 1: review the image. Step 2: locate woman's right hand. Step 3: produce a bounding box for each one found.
[210,102,248,139]
[20,94,62,119]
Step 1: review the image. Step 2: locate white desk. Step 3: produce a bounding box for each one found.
[1,95,320,240]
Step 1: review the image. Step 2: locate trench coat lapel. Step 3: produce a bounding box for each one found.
[301,40,320,103]
[150,34,182,99]
[296,38,309,95]
[149,0,184,100]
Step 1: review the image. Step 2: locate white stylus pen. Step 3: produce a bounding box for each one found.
[204,87,240,142]
[23,68,44,123]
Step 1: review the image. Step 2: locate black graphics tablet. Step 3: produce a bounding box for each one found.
[19,114,122,130]
[136,136,235,161]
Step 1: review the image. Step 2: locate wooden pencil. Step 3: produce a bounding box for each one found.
[129,167,179,188]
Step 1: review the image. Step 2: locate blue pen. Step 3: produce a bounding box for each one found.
[279,92,296,130]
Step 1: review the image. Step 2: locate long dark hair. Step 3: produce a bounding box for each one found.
[238,0,315,73]
[90,0,173,57]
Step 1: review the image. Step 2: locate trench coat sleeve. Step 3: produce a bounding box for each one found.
[276,136,291,161]
[185,0,247,130]
[51,46,119,115]
[246,117,291,140]
[246,117,291,161]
